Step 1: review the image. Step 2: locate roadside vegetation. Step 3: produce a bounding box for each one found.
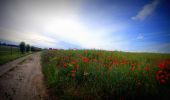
[0,41,41,65]
[41,49,170,100]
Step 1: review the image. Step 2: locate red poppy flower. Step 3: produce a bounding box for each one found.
[166,76,169,80]
[71,73,75,77]
[75,64,79,70]
[159,63,165,69]
[72,70,76,73]
[83,57,89,63]
[104,64,107,67]
[113,60,118,65]
[131,64,135,70]
[109,66,112,70]
[160,75,165,79]
[143,66,150,71]
[72,60,76,64]
[156,75,160,81]
[131,64,135,67]
[160,79,166,84]
[131,67,135,71]
[63,63,67,68]
[157,70,163,75]
[168,74,170,78]
[156,70,170,84]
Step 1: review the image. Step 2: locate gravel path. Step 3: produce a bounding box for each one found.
[0,53,48,100]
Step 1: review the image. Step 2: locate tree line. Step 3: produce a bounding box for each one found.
[19,42,42,54]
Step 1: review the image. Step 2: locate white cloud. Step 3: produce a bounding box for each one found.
[0,0,129,50]
[0,28,57,48]
[132,0,160,21]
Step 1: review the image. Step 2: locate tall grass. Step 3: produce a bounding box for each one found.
[41,50,170,100]
[0,46,30,65]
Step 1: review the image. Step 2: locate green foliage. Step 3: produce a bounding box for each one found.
[19,42,26,54]
[31,46,42,52]
[26,44,30,52]
[0,45,29,65]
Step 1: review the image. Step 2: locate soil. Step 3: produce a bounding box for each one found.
[0,53,48,100]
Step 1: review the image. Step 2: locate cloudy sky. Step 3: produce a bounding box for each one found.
[0,0,170,53]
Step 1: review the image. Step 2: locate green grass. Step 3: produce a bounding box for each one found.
[41,50,170,100]
[0,46,31,65]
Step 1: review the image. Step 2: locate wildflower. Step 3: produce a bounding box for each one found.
[83,57,89,63]
[72,60,76,64]
[109,66,113,71]
[63,63,67,68]
[159,63,165,69]
[131,67,135,70]
[104,64,107,67]
[166,75,169,80]
[156,70,169,84]
[121,60,127,64]
[160,79,166,84]
[160,75,165,79]
[131,64,135,70]
[156,75,160,81]
[165,61,170,70]
[75,64,79,71]
[157,70,163,75]
[132,63,135,67]
[72,70,76,73]
[143,66,150,71]
[71,73,75,77]
[113,60,118,65]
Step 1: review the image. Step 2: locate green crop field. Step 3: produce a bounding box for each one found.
[41,50,170,100]
[0,45,29,65]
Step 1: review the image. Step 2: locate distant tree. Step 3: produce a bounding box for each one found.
[31,46,42,52]
[31,46,35,52]
[26,44,30,52]
[19,42,26,54]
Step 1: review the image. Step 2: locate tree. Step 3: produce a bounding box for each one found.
[31,46,35,52]
[31,46,42,52]
[19,42,26,54]
[26,44,30,52]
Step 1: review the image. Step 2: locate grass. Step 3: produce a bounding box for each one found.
[0,46,31,65]
[41,50,170,100]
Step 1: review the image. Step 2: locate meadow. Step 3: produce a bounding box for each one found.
[41,50,170,100]
[0,45,29,65]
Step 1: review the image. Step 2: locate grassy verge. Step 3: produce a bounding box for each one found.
[0,45,33,65]
[0,51,31,65]
[41,50,170,100]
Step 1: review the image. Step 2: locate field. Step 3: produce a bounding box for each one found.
[0,45,29,65]
[41,50,170,100]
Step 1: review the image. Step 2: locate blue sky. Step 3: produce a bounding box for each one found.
[0,0,170,53]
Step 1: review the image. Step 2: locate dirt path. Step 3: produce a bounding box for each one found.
[0,53,48,100]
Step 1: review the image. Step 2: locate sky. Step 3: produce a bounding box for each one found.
[0,0,170,53]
